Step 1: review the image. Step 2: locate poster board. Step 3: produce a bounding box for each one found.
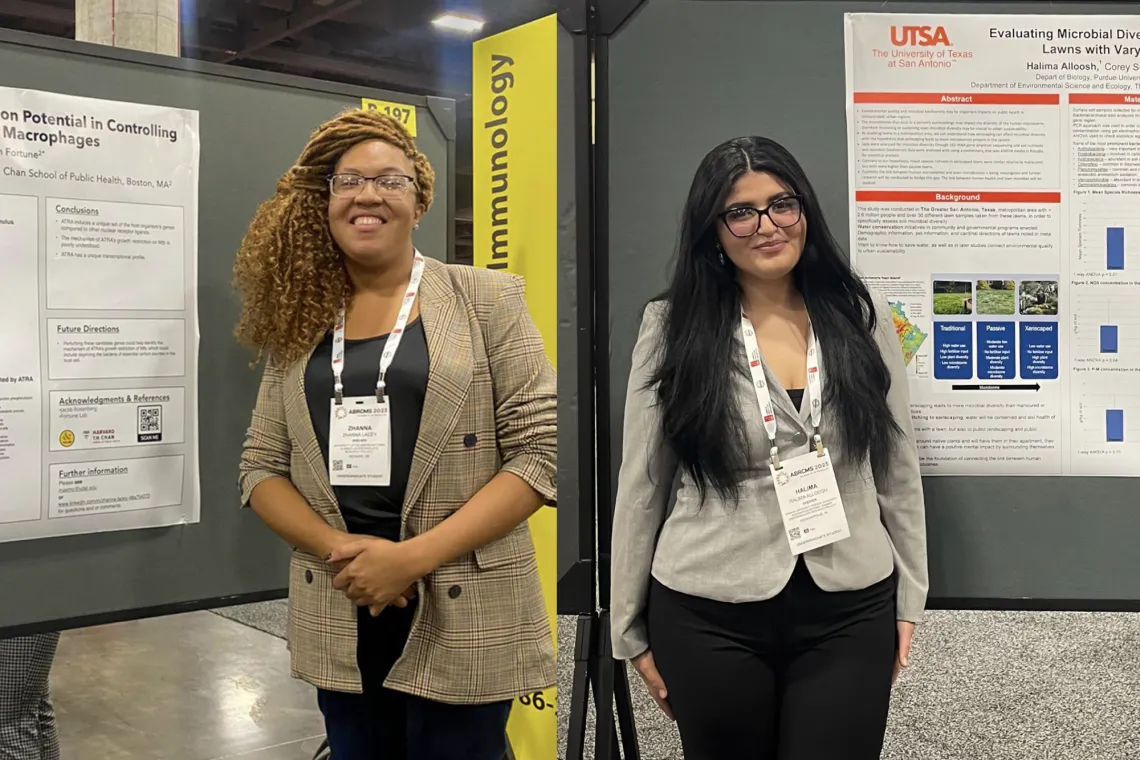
[602,0,1140,607]
[0,27,457,632]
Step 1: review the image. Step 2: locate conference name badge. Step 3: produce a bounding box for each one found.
[328,397,391,487]
[770,449,850,555]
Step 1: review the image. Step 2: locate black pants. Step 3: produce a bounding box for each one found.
[647,560,897,760]
[317,601,513,760]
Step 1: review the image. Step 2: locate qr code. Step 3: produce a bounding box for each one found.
[137,405,162,443]
[332,459,344,472]
[139,407,161,432]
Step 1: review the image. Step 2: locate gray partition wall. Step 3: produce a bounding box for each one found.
[555,15,592,612]
[604,0,1140,608]
[0,28,456,632]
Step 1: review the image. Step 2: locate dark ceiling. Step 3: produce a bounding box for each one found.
[0,0,562,256]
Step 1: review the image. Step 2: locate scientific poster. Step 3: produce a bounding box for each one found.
[0,86,200,541]
[845,13,1140,477]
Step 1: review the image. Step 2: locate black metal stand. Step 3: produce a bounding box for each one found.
[560,1,648,757]
[566,610,640,760]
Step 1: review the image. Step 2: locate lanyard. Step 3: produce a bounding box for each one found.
[740,310,824,468]
[331,250,425,405]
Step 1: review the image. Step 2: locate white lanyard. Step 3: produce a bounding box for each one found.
[331,250,425,405]
[740,309,824,468]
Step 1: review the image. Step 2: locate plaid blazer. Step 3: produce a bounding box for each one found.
[237,256,557,703]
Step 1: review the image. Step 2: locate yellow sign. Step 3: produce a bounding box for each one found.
[59,430,75,448]
[472,13,558,760]
[360,98,417,136]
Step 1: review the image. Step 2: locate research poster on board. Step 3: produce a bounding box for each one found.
[845,13,1140,478]
[0,86,200,542]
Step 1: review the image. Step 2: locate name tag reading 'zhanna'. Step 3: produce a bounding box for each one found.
[328,397,391,487]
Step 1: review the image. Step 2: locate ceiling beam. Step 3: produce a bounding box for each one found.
[226,46,461,97]
[188,27,464,97]
[214,0,365,63]
[0,0,72,26]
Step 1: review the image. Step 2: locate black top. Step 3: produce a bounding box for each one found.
[786,387,804,412]
[305,318,429,542]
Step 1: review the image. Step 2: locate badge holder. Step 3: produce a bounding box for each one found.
[333,379,346,419]
[771,433,825,470]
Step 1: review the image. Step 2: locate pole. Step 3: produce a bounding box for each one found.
[565,1,641,758]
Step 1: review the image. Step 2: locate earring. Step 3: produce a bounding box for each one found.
[414,223,420,230]
[716,243,724,265]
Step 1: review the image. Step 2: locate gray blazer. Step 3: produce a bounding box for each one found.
[609,291,928,661]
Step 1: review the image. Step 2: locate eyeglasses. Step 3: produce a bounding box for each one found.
[329,173,416,199]
[718,195,803,237]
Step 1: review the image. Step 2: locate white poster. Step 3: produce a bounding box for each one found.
[845,13,1140,477]
[0,87,200,540]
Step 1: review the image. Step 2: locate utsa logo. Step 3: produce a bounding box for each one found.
[890,25,951,46]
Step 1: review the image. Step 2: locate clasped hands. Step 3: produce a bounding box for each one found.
[326,535,424,617]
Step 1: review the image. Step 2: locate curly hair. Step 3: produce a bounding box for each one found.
[233,108,436,366]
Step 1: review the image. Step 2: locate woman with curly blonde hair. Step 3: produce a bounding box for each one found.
[234,109,556,760]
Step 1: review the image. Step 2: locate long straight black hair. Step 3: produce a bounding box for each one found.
[647,136,902,504]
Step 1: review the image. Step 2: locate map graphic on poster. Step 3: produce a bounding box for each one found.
[0,86,201,541]
[845,13,1140,477]
[891,301,928,366]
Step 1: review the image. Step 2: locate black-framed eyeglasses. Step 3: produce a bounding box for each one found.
[329,173,416,198]
[718,195,803,237]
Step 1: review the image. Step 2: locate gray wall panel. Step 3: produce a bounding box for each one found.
[556,22,581,579]
[605,0,1140,604]
[0,30,454,629]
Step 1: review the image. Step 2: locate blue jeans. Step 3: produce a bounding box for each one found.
[316,602,512,760]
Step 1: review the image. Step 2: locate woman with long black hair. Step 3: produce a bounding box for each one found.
[609,136,928,759]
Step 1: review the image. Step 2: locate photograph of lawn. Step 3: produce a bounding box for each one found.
[975,280,1016,315]
[1020,280,1059,315]
[933,280,974,315]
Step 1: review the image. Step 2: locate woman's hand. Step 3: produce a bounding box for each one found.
[329,538,424,616]
[894,621,915,684]
[631,650,674,720]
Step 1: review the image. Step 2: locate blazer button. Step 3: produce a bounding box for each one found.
[305,569,314,584]
[792,430,808,446]
[448,585,462,599]
[463,433,478,448]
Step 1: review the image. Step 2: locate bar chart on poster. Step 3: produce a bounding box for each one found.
[1073,196,1140,275]
[1073,376,1140,474]
[1071,288,1140,366]
[845,12,1140,478]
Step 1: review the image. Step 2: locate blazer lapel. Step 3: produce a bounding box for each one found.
[283,345,339,511]
[403,258,472,519]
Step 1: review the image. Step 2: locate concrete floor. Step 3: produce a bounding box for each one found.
[51,611,326,760]
[555,610,1140,760]
[43,602,1140,759]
